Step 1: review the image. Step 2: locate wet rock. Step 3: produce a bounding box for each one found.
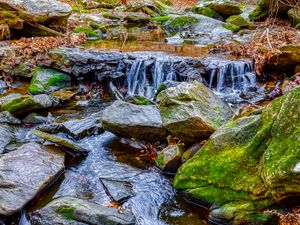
[32,130,88,156]
[22,112,50,124]
[30,196,136,225]
[0,124,15,154]
[102,100,168,141]
[0,93,58,116]
[0,111,21,124]
[174,87,300,224]
[181,142,204,163]
[162,15,199,34]
[28,67,72,94]
[157,81,233,144]
[189,6,223,20]
[62,113,104,140]
[50,89,76,104]
[156,143,185,173]
[0,142,65,216]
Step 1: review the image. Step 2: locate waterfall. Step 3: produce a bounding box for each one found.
[122,53,260,103]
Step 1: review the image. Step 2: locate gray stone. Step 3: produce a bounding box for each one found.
[157,81,233,144]
[0,142,65,216]
[30,196,136,225]
[102,100,168,141]
[0,111,21,124]
[0,124,15,154]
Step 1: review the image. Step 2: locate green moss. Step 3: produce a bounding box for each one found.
[223,23,241,32]
[28,67,71,94]
[190,6,223,20]
[249,7,269,21]
[150,15,171,23]
[73,26,100,37]
[208,2,242,18]
[226,15,249,28]
[71,6,91,13]
[1,95,36,115]
[102,13,121,20]
[169,16,198,29]
[56,206,75,221]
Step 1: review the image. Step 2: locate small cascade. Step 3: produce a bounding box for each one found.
[121,53,261,103]
[125,54,180,99]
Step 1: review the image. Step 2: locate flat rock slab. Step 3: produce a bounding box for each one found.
[31,196,136,225]
[0,142,65,216]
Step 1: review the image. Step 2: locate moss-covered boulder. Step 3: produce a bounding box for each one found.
[157,81,233,144]
[249,0,291,21]
[226,15,249,29]
[30,196,135,225]
[0,0,72,39]
[156,143,185,173]
[29,67,71,95]
[174,87,300,224]
[73,26,101,39]
[189,6,223,21]
[162,15,199,34]
[0,93,57,116]
[288,8,300,27]
[208,1,242,18]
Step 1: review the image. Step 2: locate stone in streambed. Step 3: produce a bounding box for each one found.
[156,143,185,173]
[0,142,65,216]
[174,87,300,224]
[28,67,71,94]
[30,196,136,225]
[102,100,168,141]
[157,81,233,144]
[0,124,15,154]
[0,111,21,124]
[0,93,57,116]
[32,130,88,156]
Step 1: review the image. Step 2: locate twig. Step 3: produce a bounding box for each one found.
[266,28,273,49]
[26,22,66,37]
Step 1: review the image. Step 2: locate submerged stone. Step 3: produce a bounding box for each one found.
[174,87,300,224]
[0,142,65,216]
[30,196,136,225]
[157,81,233,144]
[28,67,71,94]
[102,100,168,141]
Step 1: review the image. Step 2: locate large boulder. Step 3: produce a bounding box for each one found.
[0,0,72,39]
[102,100,168,141]
[0,93,58,116]
[29,67,72,94]
[31,196,135,225]
[208,1,242,18]
[0,142,65,216]
[157,81,233,144]
[174,87,300,224]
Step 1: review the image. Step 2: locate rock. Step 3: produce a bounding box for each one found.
[125,95,155,105]
[62,113,104,140]
[189,6,223,21]
[50,89,76,104]
[0,111,21,124]
[174,87,300,224]
[0,0,72,39]
[22,112,50,124]
[249,0,291,21]
[288,8,300,27]
[181,142,204,163]
[162,15,199,34]
[266,45,300,72]
[0,124,15,153]
[157,81,233,144]
[226,15,249,29]
[0,93,57,116]
[102,100,168,141]
[124,14,151,24]
[208,1,242,18]
[32,130,88,156]
[30,196,135,225]
[28,67,72,94]
[156,143,185,173]
[0,142,65,216]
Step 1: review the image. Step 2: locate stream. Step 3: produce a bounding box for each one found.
[1,29,267,225]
